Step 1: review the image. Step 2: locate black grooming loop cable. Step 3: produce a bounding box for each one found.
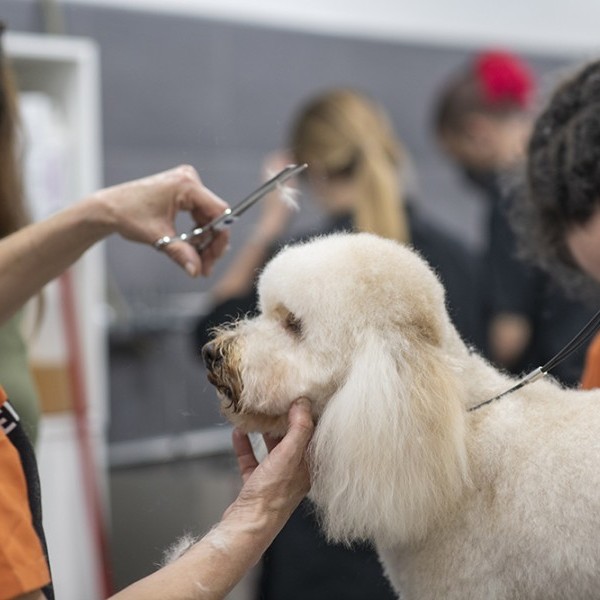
[469,308,600,412]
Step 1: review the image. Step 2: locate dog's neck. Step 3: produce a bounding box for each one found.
[445,323,513,411]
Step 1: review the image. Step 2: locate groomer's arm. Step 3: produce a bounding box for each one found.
[111,399,313,600]
[0,165,229,324]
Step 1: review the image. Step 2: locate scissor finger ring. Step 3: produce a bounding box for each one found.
[154,235,175,251]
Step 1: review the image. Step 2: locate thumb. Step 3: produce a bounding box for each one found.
[283,398,314,452]
[163,240,202,277]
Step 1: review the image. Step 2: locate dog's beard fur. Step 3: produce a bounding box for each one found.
[209,316,341,436]
[205,327,244,413]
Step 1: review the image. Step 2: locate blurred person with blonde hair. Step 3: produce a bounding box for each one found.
[201,88,477,341]
[194,87,479,600]
[291,87,409,243]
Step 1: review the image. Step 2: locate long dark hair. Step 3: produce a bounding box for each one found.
[0,30,28,238]
[0,28,43,326]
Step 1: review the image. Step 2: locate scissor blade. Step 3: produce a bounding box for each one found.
[187,163,307,244]
[229,163,307,219]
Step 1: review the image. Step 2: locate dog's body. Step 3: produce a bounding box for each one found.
[204,233,600,599]
[380,373,600,599]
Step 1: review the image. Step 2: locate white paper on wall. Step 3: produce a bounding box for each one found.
[19,92,69,222]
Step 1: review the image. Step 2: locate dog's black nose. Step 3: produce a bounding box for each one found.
[202,341,220,369]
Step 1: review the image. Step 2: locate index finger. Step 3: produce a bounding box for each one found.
[199,229,230,276]
[177,173,230,275]
[188,179,230,223]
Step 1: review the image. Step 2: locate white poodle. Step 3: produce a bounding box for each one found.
[203,232,600,599]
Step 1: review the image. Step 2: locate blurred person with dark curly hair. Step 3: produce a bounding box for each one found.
[524,59,600,388]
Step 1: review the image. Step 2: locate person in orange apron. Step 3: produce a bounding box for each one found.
[0,386,52,599]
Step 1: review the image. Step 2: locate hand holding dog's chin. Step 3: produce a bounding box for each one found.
[222,398,314,541]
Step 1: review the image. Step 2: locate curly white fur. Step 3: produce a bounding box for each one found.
[206,232,600,599]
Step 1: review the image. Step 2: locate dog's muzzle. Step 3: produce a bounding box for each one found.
[202,339,243,411]
[202,341,220,371]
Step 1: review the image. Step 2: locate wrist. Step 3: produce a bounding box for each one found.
[221,497,286,548]
[174,503,282,574]
[77,190,119,238]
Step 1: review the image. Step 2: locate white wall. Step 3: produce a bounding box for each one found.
[64,0,600,56]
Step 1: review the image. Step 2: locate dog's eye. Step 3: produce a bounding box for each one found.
[284,312,303,337]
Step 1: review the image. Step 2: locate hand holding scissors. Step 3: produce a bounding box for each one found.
[153,164,307,253]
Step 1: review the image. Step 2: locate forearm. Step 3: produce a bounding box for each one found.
[212,234,274,302]
[0,165,232,324]
[110,505,283,600]
[0,195,112,323]
[112,400,313,600]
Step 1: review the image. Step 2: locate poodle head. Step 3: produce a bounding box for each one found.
[202,232,452,435]
[204,233,470,546]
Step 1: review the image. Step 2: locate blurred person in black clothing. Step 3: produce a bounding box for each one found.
[434,50,595,385]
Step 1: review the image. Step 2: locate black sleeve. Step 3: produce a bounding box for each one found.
[531,278,597,387]
[484,198,595,385]
[409,214,484,351]
[485,199,542,319]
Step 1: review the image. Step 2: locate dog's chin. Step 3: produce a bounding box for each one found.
[217,392,289,436]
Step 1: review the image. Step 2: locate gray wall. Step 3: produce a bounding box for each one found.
[0,2,571,441]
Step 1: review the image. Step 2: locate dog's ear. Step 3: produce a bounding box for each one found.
[310,329,469,548]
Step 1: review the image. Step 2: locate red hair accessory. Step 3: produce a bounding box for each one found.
[475,50,535,109]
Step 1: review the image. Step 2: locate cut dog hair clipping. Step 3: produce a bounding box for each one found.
[265,168,301,211]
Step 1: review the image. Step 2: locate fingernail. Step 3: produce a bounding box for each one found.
[185,262,197,277]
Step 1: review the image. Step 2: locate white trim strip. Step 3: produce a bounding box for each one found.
[59,0,600,56]
[109,426,233,467]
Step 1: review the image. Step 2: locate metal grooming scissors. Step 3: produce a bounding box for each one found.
[154,163,308,252]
